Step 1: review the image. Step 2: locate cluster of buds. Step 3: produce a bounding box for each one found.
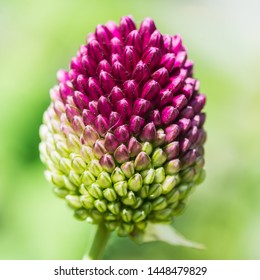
[39,16,206,237]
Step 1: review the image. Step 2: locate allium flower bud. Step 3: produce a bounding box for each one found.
[39,16,206,240]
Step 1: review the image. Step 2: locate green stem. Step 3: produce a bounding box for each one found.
[85,223,110,260]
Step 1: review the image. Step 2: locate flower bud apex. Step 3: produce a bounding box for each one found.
[99,154,116,173]
[128,173,143,192]
[122,191,136,206]
[97,171,112,188]
[114,144,130,163]
[164,159,181,175]
[80,194,95,209]
[152,196,167,211]
[88,183,103,199]
[152,148,167,167]
[134,152,151,171]
[66,195,82,209]
[121,161,135,178]
[94,199,107,213]
[88,160,103,177]
[121,208,133,223]
[154,167,165,183]
[114,181,128,196]
[108,202,120,215]
[111,167,125,183]
[148,183,162,199]
[103,188,117,202]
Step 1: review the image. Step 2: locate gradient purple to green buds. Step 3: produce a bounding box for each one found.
[39,16,206,237]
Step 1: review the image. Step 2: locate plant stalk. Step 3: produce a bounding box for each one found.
[85,223,110,260]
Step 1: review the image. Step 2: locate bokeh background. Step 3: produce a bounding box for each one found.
[0,0,260,259]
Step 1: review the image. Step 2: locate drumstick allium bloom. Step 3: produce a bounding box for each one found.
[39,16,206,258]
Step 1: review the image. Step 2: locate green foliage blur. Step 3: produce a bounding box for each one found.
[0,0,260,259]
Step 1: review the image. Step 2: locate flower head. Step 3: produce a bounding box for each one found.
[39,16,206,237]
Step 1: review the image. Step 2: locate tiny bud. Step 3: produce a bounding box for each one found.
[139,18,156,44]
[81,170,96,186]
[141,47,162,71]
[181,149,197,168]
[114,144,130,163]
[181,167,196,183]
[164,159,181,175]
[80,145,95,163]
[149,30,164,49]
[172,94,188,110]
[141,168,155,184]
[104,133,119,153]
[99,70,116,95]
[141,202,153,215]
[154,167,165,183]
[66,195,82,209]
[161,106,179,125]
[128,137,142,157]
[114,181,128,196]
[148,183,162,199]
[121,208,133,223]
[58,158,71,175]
[116,98,132,120]
[88,183,103,199]
[152,67,169,87]
[82,125,99,146]
[129,115,145,135]
[135,221,147,230]
[132,61,150,84]
[111,167,125,183]
[97,96,112,117]
[180,106,194,119]
[180,138,191,153]
[97,171,112,188]
[82,109,96,126]
[152,148,167,167]
[121,161,135,178]
[67,134,81,153]
[165,124,180,143]
[141,80,161,101]
[164,141,179,160]
[87,39,105,62]
[73,91,89,111]
[123,79,140,100]
[108,202,121,215]
[74,208,89,221]
[160,53,175,73]
[153,208,172,220]
[142,141,153,155]
[110,37,123,54]
[71,156,87,174]
[166,188,180,204]
[119,16,136,41]
[105,221,118,231]
[88,159,103,177]
[95,114,109,136]
[94,199,107,213]
[103,188,117,202]
[80,194,95,209]
[140,122,157,142]
[153,130,166,147]
[109,111,124,129]
[122,191,136,206]
[95,24,112,49]
[139,185,149,198]
[178,118,191,133]
[109,86,124,104]
[125,30,142,53]
[174,51,187,68]
[152,196,167,211]
[134,152,151,171]
[128,173,143,192]
[123,46,139,73]
[82,55,97,76]
[133,98,152,117]
[52,189,68,201]
[99,154,116,173]
[114,125,130,144]
[133,197,143,209]
[93,139,107,159]
[111,61,129,82]
[133,210,146,223]
[161,175,178,194]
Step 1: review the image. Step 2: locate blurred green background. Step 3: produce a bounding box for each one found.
[0,0,260,259]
